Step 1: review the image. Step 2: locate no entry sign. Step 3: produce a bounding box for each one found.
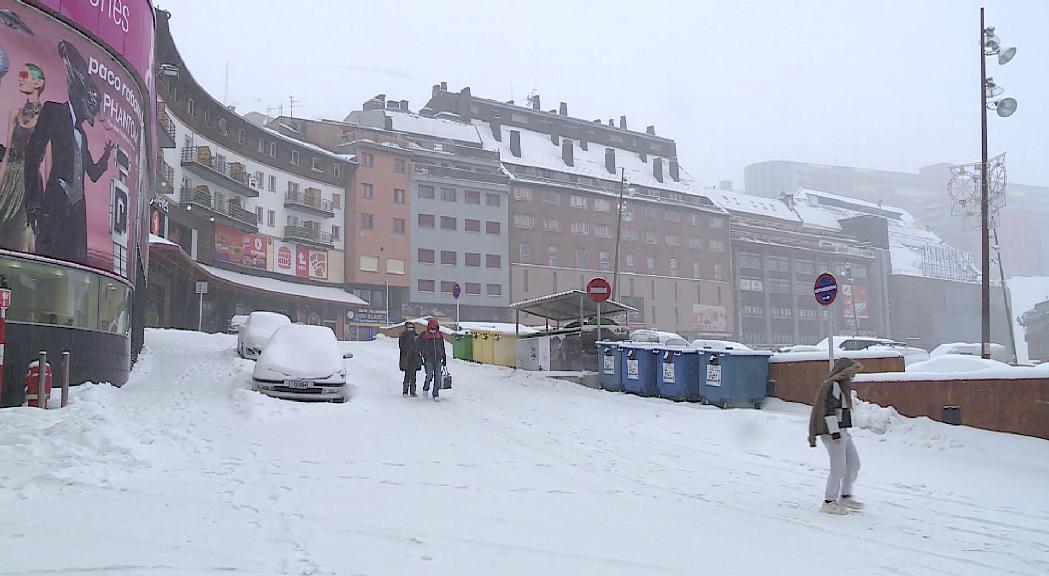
[813,273,838,306]
[586,277,612,303]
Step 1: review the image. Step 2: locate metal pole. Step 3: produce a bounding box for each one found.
[37,350,47,409]
[597,302,602,344]
[826,308,835,369]
[994,228,1018,363]
[0,307,5,408]
[850,282,859,337]
[385,280,391,324]
[612,168,625,301]
[456,296,460,330]
[980,7,991,359]
[198,291,204,332]
[61,351,70,408]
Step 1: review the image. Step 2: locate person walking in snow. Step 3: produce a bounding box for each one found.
[399,321,422,396]
[418,318,447,400]
[808,357,864,515]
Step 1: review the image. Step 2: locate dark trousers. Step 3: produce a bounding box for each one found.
[402,370,417,394]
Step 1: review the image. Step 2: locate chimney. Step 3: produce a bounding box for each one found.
[669,159,680,182]
[531,93,541,111]
[782,191,795,210]
[580,138,588,151]
[593,119,601,124]
[458,87,472,120]
[432,84,441,97]
[619,115,627,130]
[363,94,385,111]
[646,125,656,135]
[561,139,574,167]
[386,100,398,110]
[400,100,409,112]
[490,115,502,141]
[440,81,447,90]
[653,158,664,183]
[604,148,616,174]
[559,102,568,115]
[510,130,521,157]
[419,107,435,117]
[384,116,393,131]
[607,119,614,127]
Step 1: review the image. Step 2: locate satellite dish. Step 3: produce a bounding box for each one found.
[996,97,1018,118]
[998,46,1016,65]
[985,82,1004,98]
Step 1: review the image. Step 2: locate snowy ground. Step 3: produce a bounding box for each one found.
[1,329,1048,575]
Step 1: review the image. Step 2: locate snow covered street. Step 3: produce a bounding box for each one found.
[2,329,1048,575]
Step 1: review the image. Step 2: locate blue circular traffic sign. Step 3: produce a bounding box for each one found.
[813,273,838,306]
[452,283,461,300]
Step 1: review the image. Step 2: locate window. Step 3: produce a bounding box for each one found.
[548,246,559,266]
[441,216,457,230]
[689,238,705,250]
[575,248,587,268]
[486,284,503,297]
[544,218,559,232]
[439,281,455,294]
[418,214,435,228]
[642,231,658,244]
[543,191,561,205]
[641,206,657,219]
[570,195,587,209]
[290,150,300,166]
[737,252,762,269]
[552,271,558,292]
[360,213,374,230]
[269,142,277,157]
[739,278,764,291]
[486,254,502,268]
[238,128,246,145]
[360,256,379,272]
[387,259,405,275]
[465,219,481,232]
[419,185,435,199]
[710,216,725,228]
[392,189,405,204]
[486,193,501,207]
[486,221,501,235]
[465,190,481,205]
[717,285,723,304]
[267,210,275,227]
[257,138,265,154]
[514,214,535,229]
[310,157,322,172]
[571,222,589,235]
[441,251,457,265]
[714,263,724,281]
[331,193,341,210]
[464,253,481,267]
[332,225,341,241]
[418,279,435,292]
[767,256,790,272]
[623,228,638,241]
[665,234,681,247]
[465,282,482,295]
[395,158,406,174]
[651,281,656,300]
[523,269,529,292]
[384,217,402,235]
[361,183,374,199]
[670,258,679,277]
[520,243,531,264]
[595,224,612,239]
[710,240,725,252]
[625,254,635,272]
[288,181,300,195]
[665,211,681,223]
[252,170,264,189]
[693,262,701,279]
[418,249,435,264]
[594,199,611,212]
[361,152,374,167]
[268,175,276,192]
[255,206,263,223]
[599,251,610,271]
[647,256,656,274]
[441,187,457,202]
[204,109,211,126]
[334,164,343,179]
[794,260,815,275]
[514,188,533,202]
[188,98,196,116]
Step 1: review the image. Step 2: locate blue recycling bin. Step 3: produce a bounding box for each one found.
[621,344,660,397]
[597,341,623,392]
[698,350,772,408]
[656,348,704,402]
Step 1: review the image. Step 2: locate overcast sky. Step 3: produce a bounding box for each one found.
[159,0,1048,189]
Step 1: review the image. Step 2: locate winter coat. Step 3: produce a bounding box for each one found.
[808,357,863,446]
[418,330,447,366]
[399,330,422,372]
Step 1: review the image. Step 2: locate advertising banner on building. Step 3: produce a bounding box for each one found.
[692,304,728,333]
[0,2,150,281]
[273,240,295,275]
[214,224,267,270]
[842,284,869,321]
[272,240,327,280]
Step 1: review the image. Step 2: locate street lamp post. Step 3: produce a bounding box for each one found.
[978,8,1018,359]
[845,263,859,337]
[611,168,626,302]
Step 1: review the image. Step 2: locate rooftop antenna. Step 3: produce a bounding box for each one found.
[223,61,229,106]
[289,96,298,118]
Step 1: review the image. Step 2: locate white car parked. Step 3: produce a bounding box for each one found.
[237,311,291,360]
[252,324,352,402]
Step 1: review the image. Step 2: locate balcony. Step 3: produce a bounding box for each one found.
[179,185,258,231]
[180,146,259,197]
[284,225,334,248]
[284,189,336,218]
[158,160,174,195]
[157,103,176,149]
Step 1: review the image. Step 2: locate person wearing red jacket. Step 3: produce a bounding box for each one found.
[417,318,447,401]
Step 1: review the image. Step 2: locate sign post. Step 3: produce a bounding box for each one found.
[0,278,10,407]
[452,283,461,329]
[195,281,209,332]
[586,277,612,344]
[813,273,838,368]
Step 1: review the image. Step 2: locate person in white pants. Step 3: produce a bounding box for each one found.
[808,357,865,515]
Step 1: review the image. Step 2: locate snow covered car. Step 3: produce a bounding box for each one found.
[227,314,249,334]
[816,336,930,366]
[930,342,1010,364]
[237,311,291,360]
[251,324,353,402]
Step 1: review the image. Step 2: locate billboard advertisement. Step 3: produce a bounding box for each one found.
[214,224,267,270]
[273,239,328,280]
[842,284,869,321]
[0,2,150,282]
[693,304,728,333]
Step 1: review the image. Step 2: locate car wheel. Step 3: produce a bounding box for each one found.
[332,396,346,404]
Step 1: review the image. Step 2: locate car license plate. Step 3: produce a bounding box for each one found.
[285,379,311,389]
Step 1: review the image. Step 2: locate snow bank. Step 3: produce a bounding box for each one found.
[856,357,1049,382]
[770,350,903,363]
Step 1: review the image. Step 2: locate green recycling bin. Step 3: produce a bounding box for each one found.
[452,332,474,362]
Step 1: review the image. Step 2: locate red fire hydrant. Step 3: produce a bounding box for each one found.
[25,360,52,408]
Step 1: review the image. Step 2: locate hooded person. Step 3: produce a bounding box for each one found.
[398,321,422,396]
[809,357,865,515]
[417,318,447,400]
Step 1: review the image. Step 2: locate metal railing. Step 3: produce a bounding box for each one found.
[158,161,175,194]
[284,190,334,214]
[284,225,333,246]
[158,103,176,141]
[180,146,253,192]
[179,186,258,228]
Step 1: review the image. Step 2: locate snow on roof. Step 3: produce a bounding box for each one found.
[200,264,368,306]
[474,121,693,194]
[260,126,350,163]
[705,187,800,222]
[458,322,539,336]
[386,110,482,144]
[149,234,178,247]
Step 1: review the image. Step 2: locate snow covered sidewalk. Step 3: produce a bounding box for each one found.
[1,328,1047,575]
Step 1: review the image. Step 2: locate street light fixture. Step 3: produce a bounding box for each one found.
[978,8,1018,359]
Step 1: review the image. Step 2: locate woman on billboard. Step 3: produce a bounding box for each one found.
[0,58,45,252]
